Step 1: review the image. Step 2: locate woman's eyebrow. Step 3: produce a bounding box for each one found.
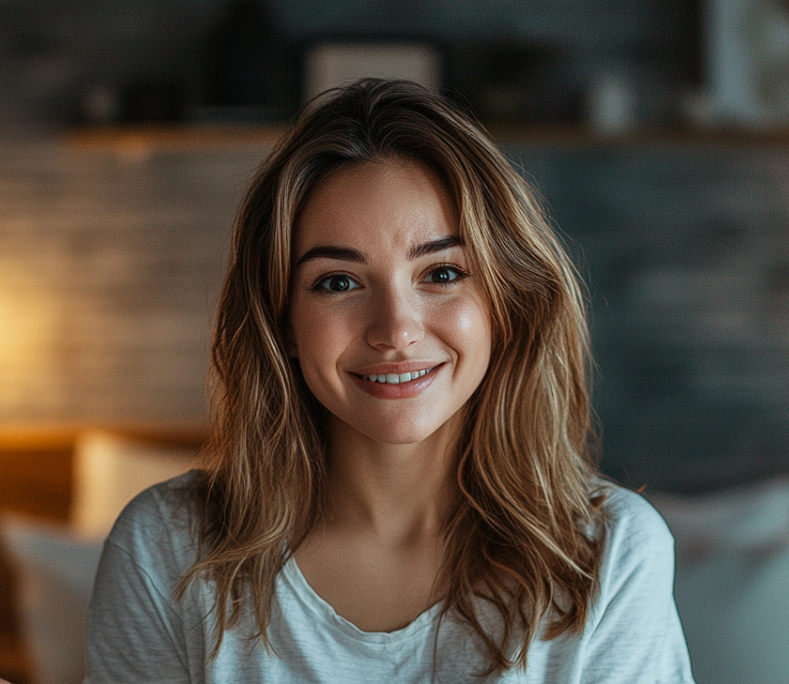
[408,236,463,260]
[295,236,462,266]
[296,245,367,266]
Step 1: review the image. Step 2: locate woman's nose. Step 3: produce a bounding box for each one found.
[365,286,424,351]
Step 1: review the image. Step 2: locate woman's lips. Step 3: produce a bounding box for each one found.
[350,363,443,399]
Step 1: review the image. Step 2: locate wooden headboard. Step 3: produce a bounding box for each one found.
[0,425,208,521]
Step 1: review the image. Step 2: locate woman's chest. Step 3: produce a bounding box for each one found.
[292,533,445,632]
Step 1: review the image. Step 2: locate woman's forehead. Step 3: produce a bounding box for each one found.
[292,159,459,260]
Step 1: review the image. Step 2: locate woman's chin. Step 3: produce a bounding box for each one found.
[332,412,461,449]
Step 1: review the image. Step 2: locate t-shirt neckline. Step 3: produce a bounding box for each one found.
[281,555,443,644]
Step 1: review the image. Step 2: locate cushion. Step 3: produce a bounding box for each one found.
[648,478,789,684]
[71,430,197,538]
[0,515,102,684]
[1,430,199,684]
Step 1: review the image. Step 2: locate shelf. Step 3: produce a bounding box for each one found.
[63,122,288,154]
[63,122,789,153]
[487,124,789,148]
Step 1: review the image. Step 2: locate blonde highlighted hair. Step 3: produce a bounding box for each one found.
[180,79,605,673]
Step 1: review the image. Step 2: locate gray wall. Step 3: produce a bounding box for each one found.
[515,143,789,491]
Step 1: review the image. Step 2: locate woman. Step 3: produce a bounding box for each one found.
[84,79,695,683]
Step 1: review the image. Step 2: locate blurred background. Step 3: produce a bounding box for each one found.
[0,1,788,683]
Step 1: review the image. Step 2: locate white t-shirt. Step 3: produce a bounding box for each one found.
[84,472,695,683]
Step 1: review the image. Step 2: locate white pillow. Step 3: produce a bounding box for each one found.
[648,478,789,555]
[0,515,102,684]
[648,479,789,684]
[2,431,200,684]
[71,430,198,538]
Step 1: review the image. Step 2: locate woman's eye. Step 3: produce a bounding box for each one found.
[314,274,359,292]
[425,266,465,284]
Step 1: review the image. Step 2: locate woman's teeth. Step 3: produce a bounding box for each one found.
[365,368,431,384]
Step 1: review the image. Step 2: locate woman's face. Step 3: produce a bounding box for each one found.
[289,160,492,446]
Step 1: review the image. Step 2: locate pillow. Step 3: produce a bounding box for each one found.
[648,478,789,684]
[71,430,197,538]
[0,515,102,684]
[2,432,199,684]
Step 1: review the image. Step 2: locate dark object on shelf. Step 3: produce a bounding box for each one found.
[78,78,186,125]
[123,78,185,123]
[203,0,301,122]
[447,41,583,126]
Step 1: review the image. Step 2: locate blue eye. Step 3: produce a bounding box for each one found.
[315,273,359,292]
[425,266,465,284]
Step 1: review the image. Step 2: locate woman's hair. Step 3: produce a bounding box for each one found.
[180,78,605,673]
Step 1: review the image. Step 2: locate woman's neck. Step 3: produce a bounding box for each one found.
[322,412,461,545]
[292,413,461,631]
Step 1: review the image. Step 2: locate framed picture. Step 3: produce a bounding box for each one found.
[303,41,442,102]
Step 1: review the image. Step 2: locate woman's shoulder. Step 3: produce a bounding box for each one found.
[571,482,695,681]
[591,480,677,587]
[105,469,207,572]
[596,481,671,537]
[86,471,212,680]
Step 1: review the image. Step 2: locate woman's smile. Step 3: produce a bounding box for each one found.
[357,365,437,384]
[349,363,444,400]
[288,159,492,445]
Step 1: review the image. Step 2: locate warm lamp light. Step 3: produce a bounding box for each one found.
[0,287,59,416]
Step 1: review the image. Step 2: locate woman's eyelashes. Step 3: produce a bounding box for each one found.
[423,264,469,285]
[311,272,360,293]
[309,263,470,294]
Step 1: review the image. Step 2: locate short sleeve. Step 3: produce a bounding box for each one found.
[579,488,696,684]
[83,477,202,684]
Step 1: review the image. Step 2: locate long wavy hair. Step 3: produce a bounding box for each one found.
[180,79,606,673]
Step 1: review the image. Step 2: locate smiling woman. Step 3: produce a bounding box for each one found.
[83,80,695,683]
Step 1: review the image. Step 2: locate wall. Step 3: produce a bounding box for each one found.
[516,142,789,491]
[2,136,788,491]
[0,139,265,426]
[1,0,787,492]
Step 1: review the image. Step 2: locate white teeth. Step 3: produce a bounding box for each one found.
[365,368,432,384]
